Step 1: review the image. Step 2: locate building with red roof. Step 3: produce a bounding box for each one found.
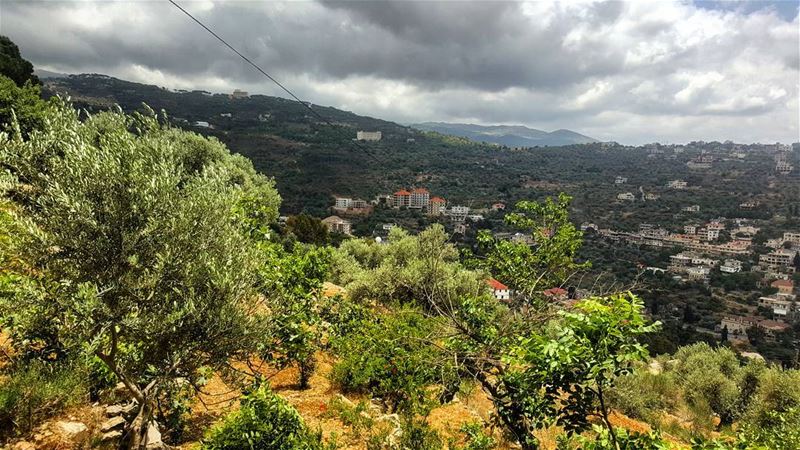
[487,278,510,301]
[410,188,430,209]
[771,279,795,295]
[393,189,411,208]
[428,196,446,215]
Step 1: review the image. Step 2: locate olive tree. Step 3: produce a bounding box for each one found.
[0,102,280,448]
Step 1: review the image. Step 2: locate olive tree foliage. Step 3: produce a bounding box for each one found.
[0,101,280,448]
[329,224,488,306]
[476,193,587,301]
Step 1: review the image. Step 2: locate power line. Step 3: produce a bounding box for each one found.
[166,0,383,163]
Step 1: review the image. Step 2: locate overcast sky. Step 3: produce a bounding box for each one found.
[2,0,798,144]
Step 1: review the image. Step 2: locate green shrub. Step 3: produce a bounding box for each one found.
[329,308,454,414]
[0,360,88,439]
[201,384,329,450]
[608,367,679,422]
[558,425,671,450]
[459,422,496,450]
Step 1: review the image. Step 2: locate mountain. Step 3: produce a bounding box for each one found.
[412,122,597,147]
[34,68,70,79]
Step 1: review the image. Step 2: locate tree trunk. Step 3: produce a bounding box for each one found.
[125,400,155,450]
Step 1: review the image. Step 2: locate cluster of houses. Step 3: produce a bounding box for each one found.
[598,219,753,257]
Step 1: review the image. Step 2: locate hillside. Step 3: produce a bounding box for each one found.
[41,75,797,232]
[411,122,598,147]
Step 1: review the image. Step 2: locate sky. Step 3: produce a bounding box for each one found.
[1,0,798,144]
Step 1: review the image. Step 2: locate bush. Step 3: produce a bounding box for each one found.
[608,366,679,422]
[459,422,496,450]
[201,384,329,450]
[0,360,88,439]
[329,307,454,414]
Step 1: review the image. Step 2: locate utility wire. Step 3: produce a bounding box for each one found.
[167,0,383,163]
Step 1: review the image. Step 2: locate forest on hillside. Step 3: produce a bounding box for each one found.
[1,36,800,450]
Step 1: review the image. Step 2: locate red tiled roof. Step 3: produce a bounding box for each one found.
[430,196,446,203]
[411,188,429,194]
[486,278,508,291]
[394,190,410,196]
[543,287,568,297]
[771,279,794,288]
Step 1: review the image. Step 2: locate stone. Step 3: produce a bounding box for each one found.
[100,416,126,432]
[106,402,138,418]
[101,430,123,442]
[144,422,164,449]
[337,393,355,408]
[55,421,89,442]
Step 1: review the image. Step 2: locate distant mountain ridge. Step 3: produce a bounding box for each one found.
[412,122,597,147]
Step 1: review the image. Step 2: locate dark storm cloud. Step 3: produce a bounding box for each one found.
[0,0,797,144]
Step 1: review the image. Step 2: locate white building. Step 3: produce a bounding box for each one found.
[321,216,352,235]
[615,176,628,184]
[231,89,249,99]
[356,131,382,141]
[409,188,430,209]
[448,205,470,222]
[668,180,688,189]
[683,205,701,213]
[720,259,743,273]
[784,232,800,246]
[334,197,353,209]
[487,278,510,301]
[617,192,636,201]
[759,250,795,270]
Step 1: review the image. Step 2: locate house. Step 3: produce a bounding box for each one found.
[720,259,743,273]
[543,287,569,301]
[193,121,210,128]
[645,193,660,200]
[356,131,382,141]
[580,222,598,232]
[759,250,795,270]
[683,205,700,213]
[393,190,411,208]
[428,197,447,215]
[409,188,430,209]
[684,225,698,235]
[448,206,470,222]
[615,176,628,184]
[334,197,353,209]
[784,232,800,246]
[487,278,510,301]
[758,295,795,318]
[771,279,795,295]
[491,202,506,211]
[720,316,790,342]
[220,112,232,118]
[668,180,688,189]
[321,216,352,235]
[617,192,635,201]
[706,228,720,241]
[230,89,249,99]
[687,266,710,282]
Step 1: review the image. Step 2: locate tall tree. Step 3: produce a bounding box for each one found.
[0,36,39,87]
[0,102,280,449]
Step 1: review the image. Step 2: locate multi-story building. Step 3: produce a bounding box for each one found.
[615,176,628,184]
[487,278,510,301]
[230,89,249,99]
[758,295,796,318]
[448,205,470,222]
[683,205,700,213]
[356,130,382,141]
[428,197,447,215]
[784,232,800,246]
[321,216,352,235]
[393,190,411,208]
[759,250,795,270]
[334,197,353,209]
[409,188,430,209]
[720,259,743,273]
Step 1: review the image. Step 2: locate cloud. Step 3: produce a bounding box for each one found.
[1,0,797,144]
